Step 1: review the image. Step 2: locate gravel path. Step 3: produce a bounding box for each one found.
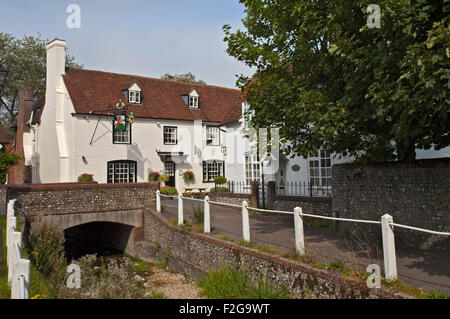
[145,266,201,299]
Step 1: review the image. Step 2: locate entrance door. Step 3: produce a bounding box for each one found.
[164,161,175,187]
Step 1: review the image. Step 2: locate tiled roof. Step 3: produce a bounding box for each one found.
[62,68,243,124]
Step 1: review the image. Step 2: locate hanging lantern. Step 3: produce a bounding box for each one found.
[116,99,126,109]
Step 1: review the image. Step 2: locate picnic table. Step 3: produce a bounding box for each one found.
[182,188,209,198]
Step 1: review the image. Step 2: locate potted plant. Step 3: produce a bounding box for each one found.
[183,170,195,183]
[148,171,160,182]
[158,174,169,187]
[159,186,178,196]
[77,173,94,182]
[213,176,227,192]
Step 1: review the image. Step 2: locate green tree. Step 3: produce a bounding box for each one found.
[0,32,83,136]
[161,72,206,84]
[223,0,449,162]
[0,151,20,184]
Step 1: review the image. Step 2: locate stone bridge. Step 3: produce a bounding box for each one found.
[1,182,157,257]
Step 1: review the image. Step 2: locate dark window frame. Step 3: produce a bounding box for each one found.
[107,160,137,183]
[202,160,225,183]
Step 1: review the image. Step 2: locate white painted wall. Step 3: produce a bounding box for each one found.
[74,115,226,190]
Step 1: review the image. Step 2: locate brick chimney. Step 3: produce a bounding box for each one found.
[12,89,34,184]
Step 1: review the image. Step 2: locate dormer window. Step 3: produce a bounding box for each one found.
[129,91,140,103]
[188,90,199,108]
[189,96,198,108]
[128,83,142,104]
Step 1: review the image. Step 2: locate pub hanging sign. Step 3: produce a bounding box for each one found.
[114,114,126,131]
[112,100,135,130]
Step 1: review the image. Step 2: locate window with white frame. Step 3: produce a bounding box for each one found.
[309,150,331,187]
[189,95,198,108]
[188,90,199,108]
[206,126,220,145]
[163,126,177,145]
[203,160,224,182]
[245,154,260,186]
[129,90,141,104]
[128,83,142,104]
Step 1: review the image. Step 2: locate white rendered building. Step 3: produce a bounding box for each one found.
[22,39,243,191]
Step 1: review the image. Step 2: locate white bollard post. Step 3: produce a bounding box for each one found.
[11,259,30,299]
[156,190,161,213]
[6,217,17,279]
[242,201,250,242]
[8,232,22,285]
[178,193,183,226]
[294,207,305,256]
[381,214,397,281]
[7,199,16,218]
[6,216,17,259]
[204,195,210,233]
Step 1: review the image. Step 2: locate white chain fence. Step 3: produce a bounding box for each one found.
[157,190,450,281]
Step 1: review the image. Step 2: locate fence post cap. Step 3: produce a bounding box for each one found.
[381,214,393,220]
[242,200,248,207]
[294,206,302,214]
[156,189,160,193]
[204,195,209,201]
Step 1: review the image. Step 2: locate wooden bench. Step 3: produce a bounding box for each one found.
[182,188,209,198]
[183,188,194,197]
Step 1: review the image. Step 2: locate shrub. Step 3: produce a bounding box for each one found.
[159,186,178,196]
[198,264,291,299]
[26,217,67,277]
[25,216,67,297]
[77,173,94,182]
[214,176,227,184]
[148,171,160,182]
[158,174,170,183]
[183,170,195,183]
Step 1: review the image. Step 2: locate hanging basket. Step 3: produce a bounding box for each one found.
[183,170,195,183]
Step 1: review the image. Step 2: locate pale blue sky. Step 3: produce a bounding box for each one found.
[0,0,253,88]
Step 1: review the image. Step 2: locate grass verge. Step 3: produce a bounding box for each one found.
[197,264,291,299]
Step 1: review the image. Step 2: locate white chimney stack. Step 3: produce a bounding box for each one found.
[45,39,66,93]
[39,39,69,183]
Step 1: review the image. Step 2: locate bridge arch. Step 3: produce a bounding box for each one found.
[64,220,137,260]
[43,209,143,231]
